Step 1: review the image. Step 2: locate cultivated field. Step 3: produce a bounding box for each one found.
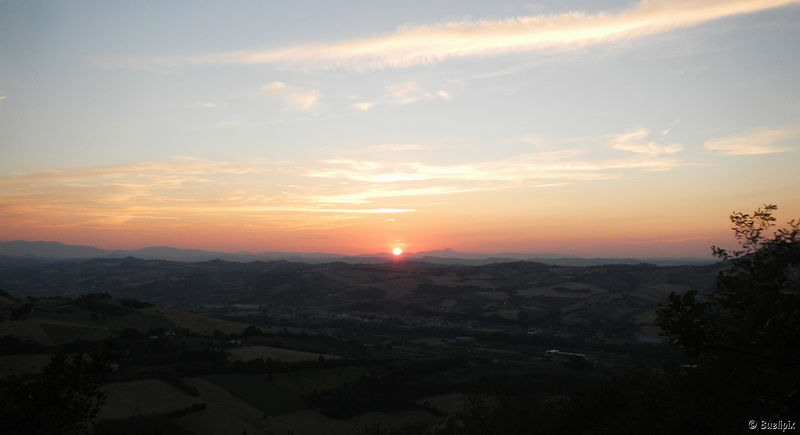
[142,306,250,336]
[271,366,368,396]
[0,353,52,378]
[201,373,306,416]
[226,345,340,363]
[0,319,54,345]
[98,378,202,420]
[173,377,285,435]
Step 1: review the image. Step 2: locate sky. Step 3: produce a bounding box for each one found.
[1,0,799,258]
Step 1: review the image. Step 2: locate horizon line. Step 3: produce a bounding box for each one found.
[0,238,717,260]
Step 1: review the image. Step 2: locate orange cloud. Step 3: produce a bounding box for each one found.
[353,81,452,111]
[0,158,419,238]
[1,133,692,238]
[0,130,708,254]
[262,81,321,111]
[704,126,799,155]
[105,0,800,71]
[609,128,682,155]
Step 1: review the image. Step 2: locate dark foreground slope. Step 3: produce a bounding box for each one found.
[0,258,727,434]
[0,257,720,338]
[0,290,614,434]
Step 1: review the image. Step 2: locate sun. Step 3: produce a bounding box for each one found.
[392,248,403,256]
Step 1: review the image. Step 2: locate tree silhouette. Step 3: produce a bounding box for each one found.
[658,204,800,418]
[0,341,114,434]
[431,206,799,434]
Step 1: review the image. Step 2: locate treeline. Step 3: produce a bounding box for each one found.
[0,334,44,354]
[434,364,762,435]
[433,205,800,435]
[93,402,206,435]
[308,358,465,419]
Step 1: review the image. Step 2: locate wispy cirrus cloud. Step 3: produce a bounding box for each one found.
[609,128,682,156]
[262,81,321,111]
[0,158,255,186]
[365,144,431,153]
[354,82,451,111]
[353,102,375,111]
[0,158,414,233]
[304,145,687,185]
[385,82,451,105]
[704,126,799,155]
[105,0,800,71]
[0,133,690,233]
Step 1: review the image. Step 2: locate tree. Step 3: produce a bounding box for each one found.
[0,341,114,434]
[658,204,800,418]
[437,206,798,435]
[356,417,391,435]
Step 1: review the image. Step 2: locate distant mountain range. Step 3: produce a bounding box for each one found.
[0,240,717,266]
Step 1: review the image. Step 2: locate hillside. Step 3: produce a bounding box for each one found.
[0,257,721,340]
[0,240,716,265]
[0,292,384,434]
[0,258,723,434]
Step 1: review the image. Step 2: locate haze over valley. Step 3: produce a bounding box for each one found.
[1,0,799,433]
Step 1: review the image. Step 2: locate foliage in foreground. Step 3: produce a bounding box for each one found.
[658,204,800,418]
[430,204,800,435]
[2,205,797,434]
[0,341,114,435]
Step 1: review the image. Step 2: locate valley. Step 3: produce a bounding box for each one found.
[0,256,721,434]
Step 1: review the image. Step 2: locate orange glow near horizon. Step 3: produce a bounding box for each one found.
[2,1,800,262]
[0,158,797,258]
[0,197,790,259]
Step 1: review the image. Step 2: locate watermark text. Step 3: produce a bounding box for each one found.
[750,420,796,432]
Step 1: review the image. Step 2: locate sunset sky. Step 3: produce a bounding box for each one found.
[2,0,799,258]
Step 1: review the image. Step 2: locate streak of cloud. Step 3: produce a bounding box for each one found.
[305,146,688,184]
[0,133,685,206]
[354,82,451,111]
[192,101,221,109]
[353,102,375,111]
[0,130,696,235]
[365,144,431,153]
[262,81,321,111]
[0,158,415,233]
[105,0,800,71]
[609,128,683,155]
[704,127,798,155]
[0,158,256,186]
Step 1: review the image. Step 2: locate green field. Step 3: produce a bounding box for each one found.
[98,379,201,421]
[226,345,340,363]
[0,353,52,378]
[36,308,177,332]
[201,373,306,416]
[39,322,112,344]
[272,366,368,396]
